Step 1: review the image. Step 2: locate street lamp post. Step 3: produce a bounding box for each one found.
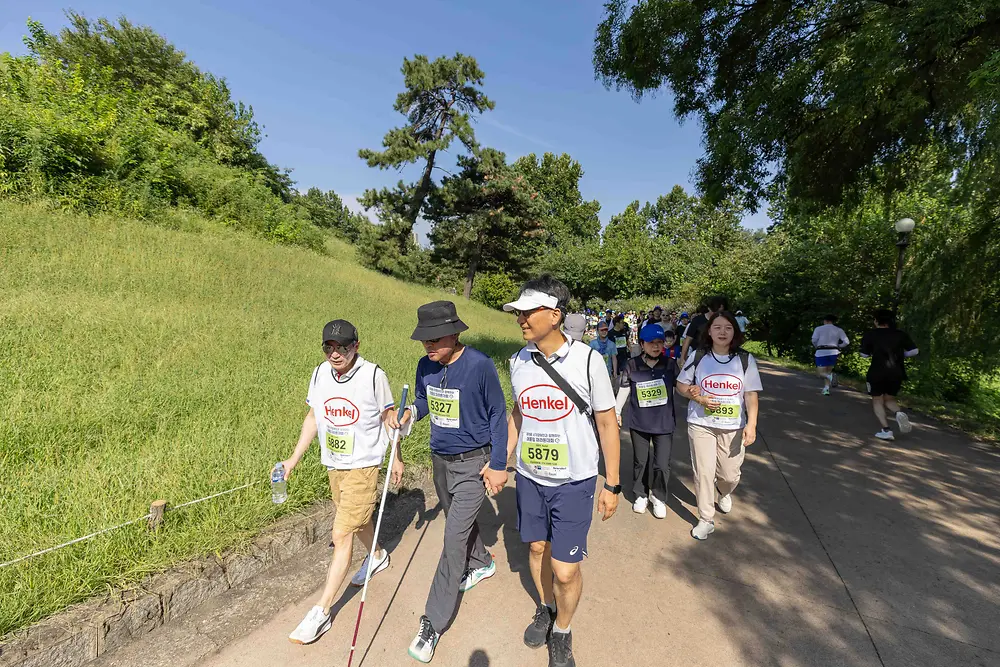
[892,217,916,315]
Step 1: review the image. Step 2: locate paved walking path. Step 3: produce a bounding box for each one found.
[93,362,1000,667]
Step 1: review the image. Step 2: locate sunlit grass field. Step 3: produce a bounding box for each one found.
[0,203,525,635]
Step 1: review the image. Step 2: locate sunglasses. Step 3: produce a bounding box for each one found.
[513,306,552,318]
[322,342,354,356]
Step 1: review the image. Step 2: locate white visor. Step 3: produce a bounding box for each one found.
[503,289,559,313]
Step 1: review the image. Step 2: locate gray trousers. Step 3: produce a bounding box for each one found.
[425,448,493,632]
[631,430,673,502]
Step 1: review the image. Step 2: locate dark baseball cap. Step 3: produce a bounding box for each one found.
[322,319,358,345]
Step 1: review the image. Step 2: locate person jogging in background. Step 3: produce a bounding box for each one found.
[499,275,621,667]
[589,320,618,380]
[682,297,728,364]
[615,323,678,519]
[283,320,403,645]
[677,311,762,541]
[812,315,850,395]
[612,315,631,377]
[390,301,508,663]
[735,310,750,333]
[860,309,918,441]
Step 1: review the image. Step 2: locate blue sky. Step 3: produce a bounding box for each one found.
[1,1,771,239]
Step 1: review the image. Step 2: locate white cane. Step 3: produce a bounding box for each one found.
[347,384,408,667]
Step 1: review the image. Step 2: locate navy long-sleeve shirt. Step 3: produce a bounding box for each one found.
[413,346,508,471]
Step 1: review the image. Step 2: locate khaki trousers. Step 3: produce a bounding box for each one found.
[688,423,745,522]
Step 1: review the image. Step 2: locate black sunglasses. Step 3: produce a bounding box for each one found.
[513,306,553,318]
[322,342,354,356]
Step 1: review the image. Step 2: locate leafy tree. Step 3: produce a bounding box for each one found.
[513,152,601,244]
[294,187,370,243]
[426,148,545,298]
[27,12,297,201]
[359,54,494,251]
[594,0,1000,210]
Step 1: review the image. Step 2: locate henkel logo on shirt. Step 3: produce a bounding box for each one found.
[518,384,574,422]
[323,397,360,426]
[701,374,742,397]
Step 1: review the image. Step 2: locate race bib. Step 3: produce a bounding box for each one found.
[704,397,741,427]
[325,425,355,462]
[520,432,570,479]
[427,386,460,429]
[615,336,627,349]
[636,379,669,407]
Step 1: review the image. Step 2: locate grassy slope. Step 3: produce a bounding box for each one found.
[0,203,525,635]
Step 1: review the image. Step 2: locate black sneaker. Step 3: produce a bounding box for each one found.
[523,604,555,648]
[548,629,575,667]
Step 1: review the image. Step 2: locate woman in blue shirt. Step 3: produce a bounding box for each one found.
[588,320,618,379]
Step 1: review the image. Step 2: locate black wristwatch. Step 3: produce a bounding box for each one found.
[603,482,622,495]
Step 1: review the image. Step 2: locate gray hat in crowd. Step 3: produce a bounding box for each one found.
[563,314,587,341]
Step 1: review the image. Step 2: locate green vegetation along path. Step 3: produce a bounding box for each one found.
[93,362,1000,667]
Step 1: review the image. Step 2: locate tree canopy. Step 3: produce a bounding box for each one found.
[594,0,1000,211]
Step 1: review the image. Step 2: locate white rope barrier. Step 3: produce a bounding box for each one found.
[0,480,264,570]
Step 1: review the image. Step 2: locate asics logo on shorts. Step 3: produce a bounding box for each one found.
[569,546,579,556]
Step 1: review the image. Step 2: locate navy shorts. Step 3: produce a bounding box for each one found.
[815,353,838,368]
[515,473,596,563]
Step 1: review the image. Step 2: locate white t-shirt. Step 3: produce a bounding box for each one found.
[510,337,616,487]
[306,356,395,469]
[812,324,850,358]
[678,350,763,430]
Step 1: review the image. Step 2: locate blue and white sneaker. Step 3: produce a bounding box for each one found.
[408,615,440,663]
[459,556,496,592]
[350,549,390,587]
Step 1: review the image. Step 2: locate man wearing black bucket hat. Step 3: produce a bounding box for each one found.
[388,301,508,663]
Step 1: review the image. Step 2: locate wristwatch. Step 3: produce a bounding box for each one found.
[603,482,622,494]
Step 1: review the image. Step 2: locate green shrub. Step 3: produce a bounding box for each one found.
[471,272,519,310]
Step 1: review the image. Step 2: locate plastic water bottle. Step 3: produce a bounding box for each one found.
[271,463,287,504]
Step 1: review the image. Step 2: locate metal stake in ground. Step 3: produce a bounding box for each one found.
[346,384,409,667]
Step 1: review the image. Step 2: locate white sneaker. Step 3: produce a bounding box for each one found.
[875,428,895,441]
[288,605,332,644]
[458,556,496,592]
[895,411,912,434]
[650,496,667,519]
[350,549,390,587]
[408,616,440,663]
[632,496,648,514]
[717,494,733,514]
[691,520,715,540]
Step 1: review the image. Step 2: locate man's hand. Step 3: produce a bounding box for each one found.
[597,488,618,521]
[480,464,508,495]
[386,407,412,430]
[616,413,622,427]
[390,457,405,487]
[742,423,757,447]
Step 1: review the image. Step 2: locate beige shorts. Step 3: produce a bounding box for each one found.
[328,466,379,534]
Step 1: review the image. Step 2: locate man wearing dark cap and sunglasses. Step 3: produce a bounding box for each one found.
[280,320,403,645]
[388,301,508,663]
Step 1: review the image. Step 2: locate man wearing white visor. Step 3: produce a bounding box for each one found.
[492,275,621,667]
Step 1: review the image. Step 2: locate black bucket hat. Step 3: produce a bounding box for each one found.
[411,301,469,341]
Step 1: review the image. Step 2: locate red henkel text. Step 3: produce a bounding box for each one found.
[520,394,569,412]
[326,405,358,420]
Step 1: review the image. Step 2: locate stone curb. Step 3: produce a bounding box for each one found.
[0,467,435,667]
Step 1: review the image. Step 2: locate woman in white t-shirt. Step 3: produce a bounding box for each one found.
[677,311,762,541]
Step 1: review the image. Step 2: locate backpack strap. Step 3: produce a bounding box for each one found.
[682,348,707,374]
[737,349,750,374]
[310,364,321,389]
